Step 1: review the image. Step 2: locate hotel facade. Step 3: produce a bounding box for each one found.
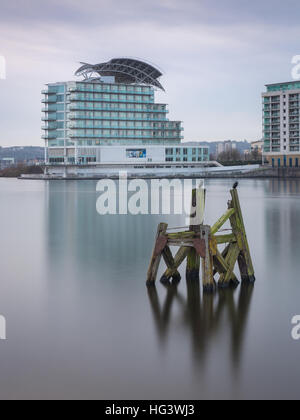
[42,58,209,176]
[263,81,300,168]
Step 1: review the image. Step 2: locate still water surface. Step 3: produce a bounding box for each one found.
[0,178,300,400]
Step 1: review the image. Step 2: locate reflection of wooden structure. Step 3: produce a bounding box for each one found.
[147,185,255,292]
[147,281,254,367]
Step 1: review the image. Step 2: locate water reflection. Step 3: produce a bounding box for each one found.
[267,178,300,195]
[148,280,254,370]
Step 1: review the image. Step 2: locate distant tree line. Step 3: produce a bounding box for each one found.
[0,164,43,178]
[210,149,264,166]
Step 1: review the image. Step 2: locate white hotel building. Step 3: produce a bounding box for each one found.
[42,58,210,177]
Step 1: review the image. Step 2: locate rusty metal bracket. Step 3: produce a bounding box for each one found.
[154,235,168,256]
[193,238,206,258]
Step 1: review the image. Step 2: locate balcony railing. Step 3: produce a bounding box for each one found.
[42,134,58,139]
[68,113,169,122]
[69,94,153,104]
[68,86,153,94]
[42,107,57,113]
[68,104,168,113]
[42,124,57,130]
[69,133,184,140]
[42,96,57,103]
[42,115,57,121]
[68,124,181,130]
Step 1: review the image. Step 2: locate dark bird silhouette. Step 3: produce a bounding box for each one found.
[233,182,239,189]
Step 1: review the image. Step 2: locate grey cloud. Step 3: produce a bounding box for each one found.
[1,0,300,29]
[1,0,300,146]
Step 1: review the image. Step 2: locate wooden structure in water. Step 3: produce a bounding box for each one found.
[147,184,255,292]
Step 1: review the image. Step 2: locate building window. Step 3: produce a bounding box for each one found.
[86,157,96,163]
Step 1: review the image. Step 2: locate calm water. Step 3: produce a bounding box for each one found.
[0,178,300,400]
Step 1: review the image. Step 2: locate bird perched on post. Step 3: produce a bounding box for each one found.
[233,182,239,189]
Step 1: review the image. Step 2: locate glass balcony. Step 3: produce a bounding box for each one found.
[42,96,57,103]
[69,94,153,104]
[42,124,57,130]
[69,133,183,140]
[68,85,153,95]
[42,134,58,139]
[42,115,56,121]
[68,123,181,131]
[42,107,57,113]
[68,113,169,121]
[42,89,59,95]
[68,104,168,113]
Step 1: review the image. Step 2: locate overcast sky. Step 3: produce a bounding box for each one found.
[0,0,300,146]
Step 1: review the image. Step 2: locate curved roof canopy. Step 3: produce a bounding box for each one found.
[75,58,165,91]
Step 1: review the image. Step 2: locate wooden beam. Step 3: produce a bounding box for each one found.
[160,246,190,282]
[186,186,205,283]
[189,186,206,228]
[167,231,195,240]
[147,223,168,286]
[213,250,239,286]
[186,247,200,282]
[218,243,240,288]
[161,245,181,284]
[211,208,235,235]
[200,226,215,292]
[214,233,236,244]
[230,189,255,283]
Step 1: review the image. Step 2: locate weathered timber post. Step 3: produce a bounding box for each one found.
[201,226,215,292]
[229,188,255,283]
[147,223,168,286]
[186,187,206,282]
